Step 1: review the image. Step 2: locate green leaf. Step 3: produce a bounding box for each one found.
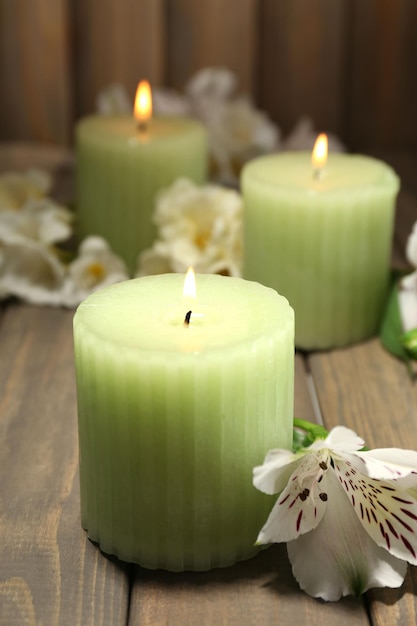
[380,280,409,362]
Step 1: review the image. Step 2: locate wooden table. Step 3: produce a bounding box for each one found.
[1,144,417,625]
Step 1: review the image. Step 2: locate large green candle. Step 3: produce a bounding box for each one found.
[76,115,208,273]
[73,273,294,571]
[242,152,399,349]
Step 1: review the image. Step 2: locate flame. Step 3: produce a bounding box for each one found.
[134,80,152,126]
[183,267,196,300]
[311,133,328,171]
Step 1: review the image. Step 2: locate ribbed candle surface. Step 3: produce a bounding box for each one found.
[73,274,294,571]
[242,153,400,349]
[76,115,208,273]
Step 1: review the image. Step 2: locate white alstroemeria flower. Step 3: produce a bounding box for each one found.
[0,199,73,247]
[254,425,417,601]
[96,83,132,114]
[399,221,417,332]
[62,236,129,307]
[283,117,346,153]
[0,240,66,305]
[186,67,237,119]
[136,178,242,277]
[207,97,280,181]
[153,87,191,117]
[0,169,52,211]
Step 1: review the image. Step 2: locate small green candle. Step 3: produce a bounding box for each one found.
[73,273,294,571]
[76,112,208,273]
[242,150,400,349]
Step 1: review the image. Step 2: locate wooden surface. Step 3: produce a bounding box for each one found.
[1,0,417,151]
[1,146,417,624]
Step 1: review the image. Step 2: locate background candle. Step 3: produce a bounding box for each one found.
[242,153,400,349]
[76,114,208,273]
[73,273,294,572]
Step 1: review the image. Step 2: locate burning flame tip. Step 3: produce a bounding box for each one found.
[134,80,152,124]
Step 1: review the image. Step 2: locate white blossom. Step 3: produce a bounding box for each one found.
[283,117,345,153]
[0,200,73,247]
[254,426,417,601]
[0,169,52,211]
[0,240,66,306]
[136,179,242,278]
[61,236,129,307]
[96,83,132,115]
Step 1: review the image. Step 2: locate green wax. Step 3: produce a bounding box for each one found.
[76,115,208,273]
[242,153,400,349]
[73,273,294,571]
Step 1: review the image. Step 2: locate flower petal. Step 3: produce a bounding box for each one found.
[287,470,407,601]
[353,448,417,484]
[253,449,299,495]
[256,452,329,543]
[321,425,364,452]
[333,455,417,564]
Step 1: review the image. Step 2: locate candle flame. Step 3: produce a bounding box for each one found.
[311,133,328,175]
[183,267,196,300]
[134,80,152,128]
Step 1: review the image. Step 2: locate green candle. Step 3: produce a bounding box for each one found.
[73,272,294,571]
[76,114,208,273]
[242,151,399,349]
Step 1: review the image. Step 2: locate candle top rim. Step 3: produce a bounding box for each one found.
[242,152,400,194]
[76,114,207,144]
[74,274,294,355]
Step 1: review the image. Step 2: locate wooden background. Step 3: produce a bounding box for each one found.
[0,0,416,152]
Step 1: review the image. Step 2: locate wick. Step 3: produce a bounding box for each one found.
[184,310,192,327]
[312,167,323,181]
[137,119,148,134]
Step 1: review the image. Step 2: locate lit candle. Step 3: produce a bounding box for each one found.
[242,137,400,349]
[73,271,294,571]
[76,81,208,273]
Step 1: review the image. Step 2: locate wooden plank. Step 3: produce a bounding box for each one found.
[0,0,72,145]
[73,0,165,116]
[0,305,130,626]
[349,0,417,151]
[257,0,350,140]
[130,546,367,626]
[165,0,258,92]
[128,354,369,624]
[308,340,417,624]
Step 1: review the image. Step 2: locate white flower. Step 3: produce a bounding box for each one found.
[283,117,345,153]
[206,97,279,182]
[0,240,66,305]
[96,83,132,115]
[136,179,242,277]
[153,87,191,117]
[0,199,73,247]
[186,67,237,117]
[0,169,52,211]
[254,425,417,601]
[62,236,129,307]
[399,221,417,332]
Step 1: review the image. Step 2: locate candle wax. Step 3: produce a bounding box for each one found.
[76,115,208,273]
[242,153,399,349]
[73,274,294,571]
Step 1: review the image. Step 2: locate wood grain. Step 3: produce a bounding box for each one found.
[0,305,130,626]
[130,545,368,626]
[72,0,165,117]
[349,0,417,151]
[257,0,350,140]
[165,0,258,92]
[0,0,72,145]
